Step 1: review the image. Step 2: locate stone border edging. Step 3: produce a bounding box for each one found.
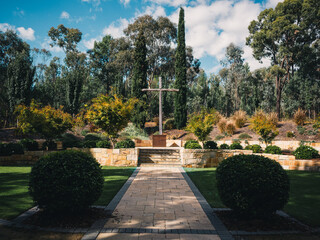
[179,167,234,240]
[81,167,140,240]
[100,228,218,234]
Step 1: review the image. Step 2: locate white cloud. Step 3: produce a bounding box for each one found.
[243,45,271,71]
[83,37,101,49]
[146,0,187,7]
[103,18,129,38]
[120,0,131,7]
[60,11,70,19]
[265,0,283,9]
[17,27,35,41]
[135,5,166,18]
[0,23,15,32]
[81,0,102,11]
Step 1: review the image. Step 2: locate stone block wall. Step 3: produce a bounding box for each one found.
[0,150,56,165]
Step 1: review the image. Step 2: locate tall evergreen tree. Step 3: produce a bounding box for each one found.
[174,7,187,129]
[131,30,148,128]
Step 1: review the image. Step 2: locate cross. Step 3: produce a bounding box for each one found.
[142,77,179,135]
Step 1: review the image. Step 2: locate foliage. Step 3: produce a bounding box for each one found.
[286,131,295,138]
[215,135,224,141]
[60,133,82,149]
[81,140,97,148]
[219,143,229,149]
[250,110,278,145]
[231,110,247,128]
[217,118,227,134]
[96,140,112,148]
[297,126,306,135]
[119,123,149,140]
[238,133,252,139]
[115,139,135,148]
[216,155,290,218]
[294,108,307,126]
[203,141,218,149]
[29,150,104,214]
[84,133,102,142]
[184,140,202,149]
[225,121,236,136]
[41,140,57,150]
[293,145,319,159]
[174,7,187,129]
[164,118,175,130]
[264,145,282,155]
[19,139,39,151]
[245,144,262,153]
[15,101,73,140]
[229,142,243,150]
[0,143,24,156]
[85,94,137,144]
[186,109,217,142]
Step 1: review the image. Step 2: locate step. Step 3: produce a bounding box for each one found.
[139,159,181,164]
[139,163,182,168]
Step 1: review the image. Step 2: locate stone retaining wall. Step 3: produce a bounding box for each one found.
[0,150,56,165]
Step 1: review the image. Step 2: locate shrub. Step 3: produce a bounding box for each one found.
[232,110,247,128]
[19,138,39,151]
[297,126,305,135]
[84,134,101,142]
[41,140,57,150]
[293,145,319,159]
[119,123,149,140]
[0,143,24,156]
[230,142,243,150]
[286,131,295,138]
[81,130,89,136]
[203,141,218,149]
[152,117,160,126]
[115,139,135,148]
[217,118,227,133]
[264,145,282,154]
[164,118,175,130]
[215,135,224,141]
[267,112,278,127]
[226,121,236,136]
[96,140,111,148]
[294,108,306,126]
[29,150,104,214]
[306,129,318,136]
[144,126,159,135]
[220,143,229,149]
[238,133,252,140]
[245,144,262,153]
[81,140,97,148]
[216,155,289,218]
[184,140,202,149]
[61,133,82,148]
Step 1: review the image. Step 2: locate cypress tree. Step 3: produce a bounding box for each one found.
[131,30,147,98]
[131,30,148,128]
[174,7,187,129]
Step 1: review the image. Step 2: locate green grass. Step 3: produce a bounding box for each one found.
[184,168,320,227]
[0,166,135,220]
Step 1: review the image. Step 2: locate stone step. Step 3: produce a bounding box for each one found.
[139,149,180,154]
[139,159,181,164]
[139,155,180,159]
[139,163,182,168]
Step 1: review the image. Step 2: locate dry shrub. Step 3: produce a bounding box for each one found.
[267,112,278,127]
[226,121,236,136]
[232,110,247,128]
[217,117,227,133]
[294,108,306,126]
[213,112,223,125]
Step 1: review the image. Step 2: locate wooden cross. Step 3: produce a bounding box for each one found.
[142,77,179,135]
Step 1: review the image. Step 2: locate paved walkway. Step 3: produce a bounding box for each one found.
[96,167,222,240]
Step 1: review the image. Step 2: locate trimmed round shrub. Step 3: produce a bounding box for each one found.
[96,140,111,148]
[220,143,229,149]
[81,140,97,148]
[245,144,262,153]
[203,141,218,149]
[184,140,202,149]
[264,145,282,154]
[84,134,101,142]
[293,145,319,159]
[42,140,57,150]
[230,142,243,150]
[216,155,289,218]
[29,150,104,214]
[19,139,39,151]
[115,139,135,148]
[6,143,24,155]
[61,133,82,148]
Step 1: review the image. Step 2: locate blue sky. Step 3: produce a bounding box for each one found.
[0,0,282,73]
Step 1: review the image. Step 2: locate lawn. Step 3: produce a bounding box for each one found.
[0,166,135,220]
[184,168,320,227]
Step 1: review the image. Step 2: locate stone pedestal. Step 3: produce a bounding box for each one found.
[152,135,166,147]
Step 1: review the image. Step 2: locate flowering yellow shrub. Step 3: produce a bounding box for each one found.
[15,100,73,139]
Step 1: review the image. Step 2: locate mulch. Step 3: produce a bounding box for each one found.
[215,210,310,232]
[23,207,109,229]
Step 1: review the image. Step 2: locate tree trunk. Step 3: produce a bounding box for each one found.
[276,76,281,120]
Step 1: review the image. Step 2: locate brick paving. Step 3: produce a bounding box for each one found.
[97,167,221,239]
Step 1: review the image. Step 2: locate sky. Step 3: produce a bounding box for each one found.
[0,0,283,74]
